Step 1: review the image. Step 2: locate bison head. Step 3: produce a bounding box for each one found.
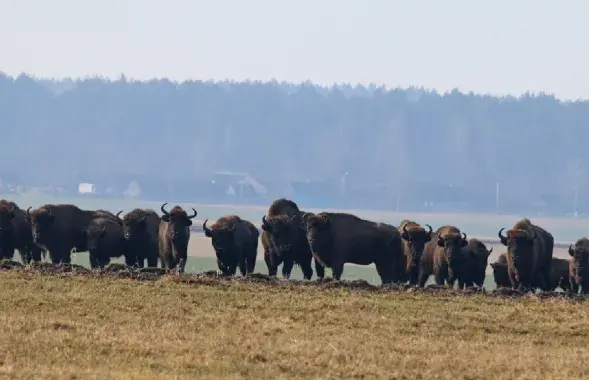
[27,206,54,245]
[498,228,535,277]
[401,223,433,264]
[160,203,197,243]
[437,232,468,265]
[261,213,303,256]
[569,239,589,283]
[0,202,15,234]
[203,218,237,267]
[119,210,147,241]
[86,225,107,256]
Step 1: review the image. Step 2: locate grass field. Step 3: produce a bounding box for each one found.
[0,268,588,379]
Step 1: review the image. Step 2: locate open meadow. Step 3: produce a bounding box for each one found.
[0,266,588,379]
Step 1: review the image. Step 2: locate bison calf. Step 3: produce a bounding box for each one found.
[203,215,259,276]
[158,203,197,273]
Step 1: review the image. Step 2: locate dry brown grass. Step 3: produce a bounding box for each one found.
[0,269,588,380]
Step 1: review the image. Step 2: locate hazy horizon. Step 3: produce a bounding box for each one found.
[1,0,588,100]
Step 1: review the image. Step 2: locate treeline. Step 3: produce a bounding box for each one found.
[0,72,588,214]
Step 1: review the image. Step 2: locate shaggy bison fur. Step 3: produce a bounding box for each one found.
[491,252,570,291]
[203,215,259,276]
[0,200,43,263]
[86,216,127,269]
[419,225,468,287]
[498,218,554,291]
[397,220,433,285]
[261,198,324,280]
[158,203,197,273]
[117,208,160,268]
[302,212,403,284]
[26,204,120,264]
[568,237,589,294]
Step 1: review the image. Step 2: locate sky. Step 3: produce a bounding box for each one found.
[0,0,588,100]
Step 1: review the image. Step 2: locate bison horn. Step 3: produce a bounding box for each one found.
[160,202,170,216]
[425,224,433,235]
[139,215,146,223]
[488,246,493,256]
[26,206,32,215]
[100,225,107,235]
[262,215,269,226]
[116,211,123,219]
[462,232,467,241]
[498,228,506,240]
[569,244,575,256]
[403,224,409,234]
[202,219,212,235]
[188,208,198,219]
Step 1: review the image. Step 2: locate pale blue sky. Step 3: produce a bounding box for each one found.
[1,0,587,100]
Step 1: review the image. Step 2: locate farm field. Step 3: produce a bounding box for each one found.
[0,269,588,379]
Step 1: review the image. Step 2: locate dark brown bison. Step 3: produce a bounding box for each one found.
[26,204,120,264]
[397,220,433,285]
[203,215,259,276]
[261,198,324,280]
[0,200,43,263]
[498,218,554,291]
[302,212,403,284]
[158,203,197,272]
[492,252,569,291]
[453,239,493,289]
[490,253,511,288]
[419,225,468,287]
[86,216,126,269]
[568,238,589,294]
[116,208,160,268]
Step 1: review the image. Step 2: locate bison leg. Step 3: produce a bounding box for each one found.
[238,258,247,276]
[17,248,31,264]
[299,259,313,280]
[314,258,325,279]
[331,262,344,281]
[434,262,448,286]
[30,246,43,262]
[569,278,579,295]
[89,253,101,269]
[264,254,279,277]
[374,259,395,285]
[282,258,294,279]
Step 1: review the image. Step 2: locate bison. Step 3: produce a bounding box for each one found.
[203,215,259,276]
[116,208,160,268]
[568,238,589,294]
[158,203,197,272]
[261,198,324,280]
[302,212,403,284]
[86,216,127,268]
[397,220,433,285]
[453,239,493,289]
[491,252,569,291]
[26,204,120,264]
[490,253,511,288]
[0,200,43,263]
[498,218,554,291]
[419,225,468,287]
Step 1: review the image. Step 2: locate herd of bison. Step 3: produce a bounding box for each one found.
[0,197,588,295]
